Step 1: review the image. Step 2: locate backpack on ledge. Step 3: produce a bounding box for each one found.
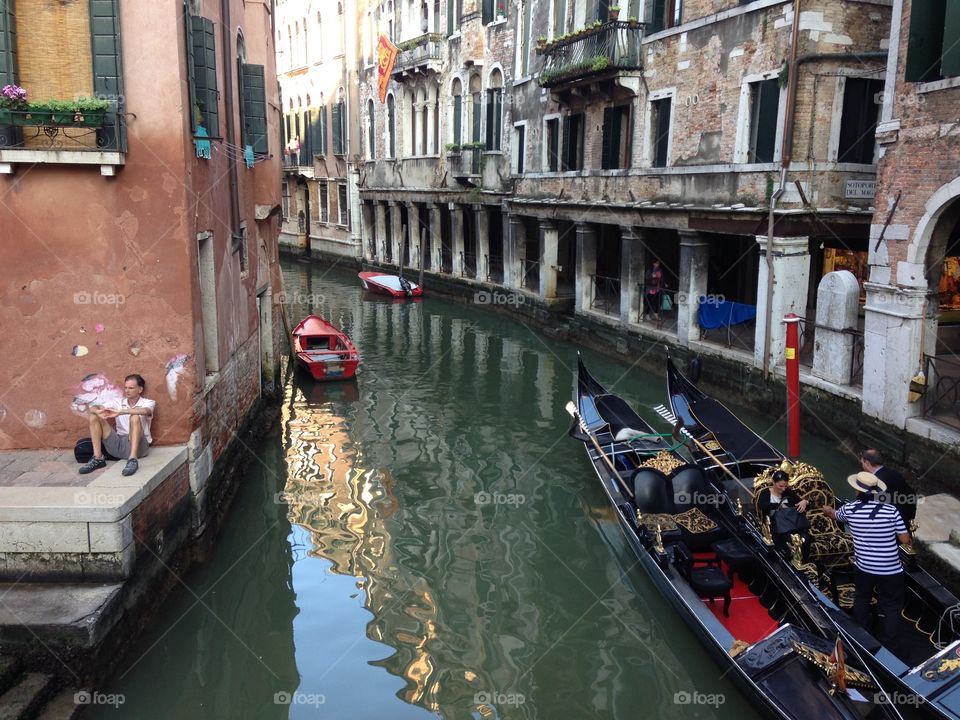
[74,438,119,464]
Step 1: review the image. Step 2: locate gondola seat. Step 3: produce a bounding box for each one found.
[674,543,732,617]
[711,538,756,583]
[631,468,673,514]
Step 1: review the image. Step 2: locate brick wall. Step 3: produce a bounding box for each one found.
[132,463,190,561]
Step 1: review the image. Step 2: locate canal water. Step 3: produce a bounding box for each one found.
[92,259,861,719]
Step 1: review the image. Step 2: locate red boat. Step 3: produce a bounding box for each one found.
[358,271,423,297]
[292,315,360,381]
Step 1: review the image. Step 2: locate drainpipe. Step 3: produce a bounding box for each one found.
[221,0,242,244]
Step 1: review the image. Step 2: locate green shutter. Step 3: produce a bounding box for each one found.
[241,62,267,153]
[332,101,343,154]
[601,107,613,169]
[302,110,313,158]
[493,89,502,150]
[482,0,493,23]
[191,16,219,135]
[318,105,327,155]
[90,0,124,150]
[943,1,960,78]
[905,0,946,82]
[0,0,16,86]
[561,115,571,170]
[453,94,461,144]
[311,108,323,157]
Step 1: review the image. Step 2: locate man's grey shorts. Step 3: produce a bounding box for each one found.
[104,432,150,460]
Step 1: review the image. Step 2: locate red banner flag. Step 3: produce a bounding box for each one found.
[377,34,398,103]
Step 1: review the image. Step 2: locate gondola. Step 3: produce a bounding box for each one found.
[666,355,960,720]
[569,355,899,720]
[358,271,423,298]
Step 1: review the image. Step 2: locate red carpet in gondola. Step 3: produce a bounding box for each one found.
[707,562,777,645]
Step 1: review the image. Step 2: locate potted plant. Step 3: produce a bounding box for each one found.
[608,5,620,20]
[71,96,111,127]
[0,84,27,124]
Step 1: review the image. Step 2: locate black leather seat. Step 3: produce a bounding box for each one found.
[670,466,719,512]
[674,542,732,617]
[711,538,756,582]
[631,468,672,514]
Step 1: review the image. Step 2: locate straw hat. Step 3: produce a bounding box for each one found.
[847,471,887,494]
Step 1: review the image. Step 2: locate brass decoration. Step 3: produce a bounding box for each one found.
[635,509,643,527]
[923,657,960,681]
[788,533,806,568]
[791,642,877,691]
[910,519,920,534]
[654,524,665,554]
[637,513,678,532]
[636,450,684,475]
[736,498,743,516]
[703,440,723,452]
[761,517,774,546]
[672,507,718,534]
[728,640,750,658]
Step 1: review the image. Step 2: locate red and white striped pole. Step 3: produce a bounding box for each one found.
[784,313,801,460]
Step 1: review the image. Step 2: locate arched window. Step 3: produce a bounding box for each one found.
[295,22,300,67]
[367,98,376,160]
[303,18,308,65]
[387,94,396,158]
[317,13,324,60]
[469,74,482,143]
[406,88,417,156]
[486,68,503,150]
[288,27,293,70]
[451,78,463,146]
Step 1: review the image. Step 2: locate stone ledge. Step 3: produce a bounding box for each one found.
[0,447,186,523]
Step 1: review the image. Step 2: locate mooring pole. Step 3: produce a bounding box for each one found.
[784,313,801,460]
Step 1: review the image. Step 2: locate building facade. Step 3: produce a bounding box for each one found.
[277,0,363,260]
[0,0,283,515]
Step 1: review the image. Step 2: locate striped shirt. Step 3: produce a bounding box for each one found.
[835,500,907,575]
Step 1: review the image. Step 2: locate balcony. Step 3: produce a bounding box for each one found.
[538,20,645,97]
[447,145,482,184]
[392,33,444,79]
[0,109,127,174]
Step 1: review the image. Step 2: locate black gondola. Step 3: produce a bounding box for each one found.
[665,355,960,720]
[569,355,899,720]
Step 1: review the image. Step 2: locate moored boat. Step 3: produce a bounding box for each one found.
[569,355,898,720]
[665,355,960,720]
[358,271,423,297]
[292,315,360,381]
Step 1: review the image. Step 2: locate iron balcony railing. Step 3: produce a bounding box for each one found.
[591,274,621,316]
[922,354,960,428]
[393,33,444,75]
[486,254,504,284]
[0,109,127,152]
[522,258,540,292]
[538,20,645,88]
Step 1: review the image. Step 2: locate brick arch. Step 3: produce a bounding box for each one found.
[909,176,960,289]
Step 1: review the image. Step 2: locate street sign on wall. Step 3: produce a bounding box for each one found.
[845,179,876,199]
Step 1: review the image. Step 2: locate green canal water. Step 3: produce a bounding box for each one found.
[92,259,862,719]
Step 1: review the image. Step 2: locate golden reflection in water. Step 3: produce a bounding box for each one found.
[280,381,442,710]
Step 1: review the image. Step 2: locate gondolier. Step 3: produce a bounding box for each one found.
[823,472,911,649]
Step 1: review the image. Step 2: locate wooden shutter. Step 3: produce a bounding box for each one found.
[943,1,960,78]
[0,2,15,146]
[311,108,323,157]
[332,101,343,154]
[91,0,124,150]
[482,0,494,23]
[241,63,267,154]
[601,107,614,169]
[302,110,313,158]
[191,17,219,135]
[905,0,946,82]
[561,115,572,170]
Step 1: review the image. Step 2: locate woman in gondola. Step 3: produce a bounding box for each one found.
[758,470,811,560]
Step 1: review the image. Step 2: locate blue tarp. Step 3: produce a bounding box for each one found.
[697,298,757,330]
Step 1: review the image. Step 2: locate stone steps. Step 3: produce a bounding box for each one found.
[0,671,55,720]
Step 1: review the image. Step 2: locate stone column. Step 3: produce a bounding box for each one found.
[575,222,598,314]
[426,101,436,155]
[504,214,525,290]
[430,203,443,272]
[406,202,421,272]
[389,202,404,269]
[450,203,465,276]
[540,219,558,299]
[862,284,932,428]
[755,236,811,371]
[812,270,860,385]
[620,228,645,325]
[375,202,387,262]
[677,231,710,347]
[475,205,490,281]
[415,104,425,156]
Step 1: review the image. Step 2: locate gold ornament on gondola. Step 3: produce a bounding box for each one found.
[789,533,805,568]
[736,498,743,515]
[791,642,876,691]
[654,524,665,554]
[761,516,774,545]
[636,450,684,475]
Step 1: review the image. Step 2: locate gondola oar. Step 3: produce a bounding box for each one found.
[565,401,634,499]
[654,404,754,498]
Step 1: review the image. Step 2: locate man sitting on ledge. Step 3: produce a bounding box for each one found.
[79,373,155,477]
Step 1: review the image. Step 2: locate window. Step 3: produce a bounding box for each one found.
[485,70,503,151]
[367,99,376,160]
[552,0,565,38]
[561,113,584,171]
[601,104,631,169]
[650,97,671,167]
[238,36,268,154]
[470,76,482,143]
[546,117,560,171]
[190,17,220,136]
[447,0,462,35]
[747,78,778,163]
[482,0,507,23]
[452,79,463,145]
[313,104,327,156]
[905,0,960,82]
[837,78,882,164]
[319,183,329,223]
[333,95,346,155]
[649,0,681,33]
[338,184,349,226]
[513,123,526,173]
[387,94,397,157]
[302,110,314,159]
